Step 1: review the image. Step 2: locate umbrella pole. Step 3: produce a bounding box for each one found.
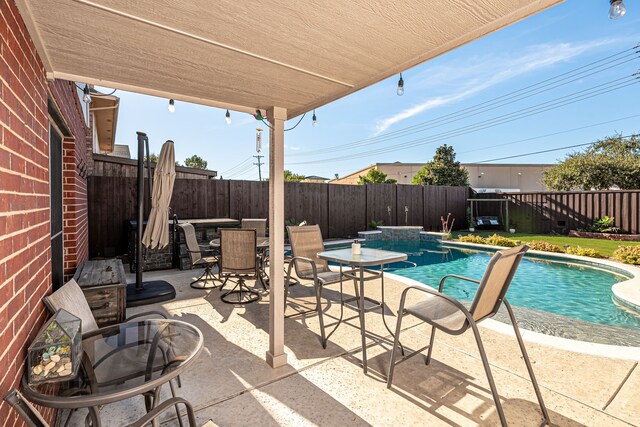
[135,131,145,288]
[127,131,176,307]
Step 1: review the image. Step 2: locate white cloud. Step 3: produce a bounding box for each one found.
[374,38,617,134]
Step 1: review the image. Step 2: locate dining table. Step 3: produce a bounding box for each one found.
[317,247,407,374]
[22,319,203,427]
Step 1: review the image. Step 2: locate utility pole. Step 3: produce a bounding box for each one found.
[253,155,264,181]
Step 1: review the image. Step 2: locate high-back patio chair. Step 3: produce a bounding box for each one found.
[386,245,549,427]
[219,228,261,304]
[179,222,221,289]
[286,225,344,348]
[241,218,267,237]
[3,388,198,427]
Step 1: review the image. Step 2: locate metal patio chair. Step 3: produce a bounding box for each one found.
[240,218,267,237]
[43,279,166,334]
[286,224,344,348]
[179,222,221,289]
[219,228,261,304]
[3,388,198,427]
[386,245,549,427]
[42,280,186,425]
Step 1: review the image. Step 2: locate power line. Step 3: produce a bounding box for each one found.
[459,113,640,155]
[473,134,635,163]
[286,77,640,165]
[288,44,640,157]
[220,156,253,175]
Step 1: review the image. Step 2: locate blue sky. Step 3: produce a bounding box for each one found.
[103,0,640,180]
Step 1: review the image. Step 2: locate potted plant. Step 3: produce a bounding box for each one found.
[509,223,517,234]
[466,207,476,232]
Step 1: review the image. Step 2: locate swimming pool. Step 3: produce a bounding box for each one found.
[357,240,640,344]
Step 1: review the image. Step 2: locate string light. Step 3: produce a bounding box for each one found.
[82,84,91,104]
[225,109,231,125]
[397,73,404,96]
[609,0,627,19]
[312,110,318,127]
[168,99,175,113]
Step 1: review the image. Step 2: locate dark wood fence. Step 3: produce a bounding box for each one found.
[473,190,640,234]
[88,177,470,257]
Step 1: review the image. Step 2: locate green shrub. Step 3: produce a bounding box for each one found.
[566,246,604,258]
[613,245,640,265]
[368,219,384,229]
[458,234,487,244]
[528,240,565,253]
[588,216,626,234]
[485,234,518,247]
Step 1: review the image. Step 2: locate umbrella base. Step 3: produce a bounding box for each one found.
[126,280,176,307]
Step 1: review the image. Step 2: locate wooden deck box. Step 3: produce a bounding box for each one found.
[73,259,127,327]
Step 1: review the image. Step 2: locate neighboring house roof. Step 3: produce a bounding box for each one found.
[304,175,329,180]
[106,144,131,159]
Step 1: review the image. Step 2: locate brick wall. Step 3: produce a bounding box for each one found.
[49,80,89,278]
[0,0,88,424]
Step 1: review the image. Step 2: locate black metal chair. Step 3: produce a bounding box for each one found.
[179,222,221,289]
[387,245,549,427]
[3,388,198,427]
[219,229,261,304]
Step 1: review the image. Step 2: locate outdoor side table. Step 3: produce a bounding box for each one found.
[22,319,203,427]
[317,248,407,375]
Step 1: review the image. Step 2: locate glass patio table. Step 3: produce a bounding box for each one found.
[22,319,203,427]
[317,248,407,374]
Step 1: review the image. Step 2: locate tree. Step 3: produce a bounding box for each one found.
[412,144,469,186]
[144,153,158,163]
[357,169,397,184]
[541,134,640,191]
[284,170,305,182]
[184,154,208,170]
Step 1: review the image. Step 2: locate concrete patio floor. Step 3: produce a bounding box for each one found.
[66,266,639,426]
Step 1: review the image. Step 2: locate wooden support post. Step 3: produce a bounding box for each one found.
[266,106,288,368]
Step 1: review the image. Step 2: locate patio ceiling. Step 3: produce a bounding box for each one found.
[17,0,563,119]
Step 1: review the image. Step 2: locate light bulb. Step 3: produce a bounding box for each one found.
[82,84,91,104]
[168,99,175,113]
[609,0,626,19]
[225,109,231,125]
[396,73,404,96]
[312,110,318,127]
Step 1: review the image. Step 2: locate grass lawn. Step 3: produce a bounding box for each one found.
[454,231,640,257]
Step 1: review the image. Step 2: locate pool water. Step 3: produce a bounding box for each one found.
[361,240,640,330]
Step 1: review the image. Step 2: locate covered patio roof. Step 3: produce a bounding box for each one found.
[15,0,564,369]
[17,0,562,118]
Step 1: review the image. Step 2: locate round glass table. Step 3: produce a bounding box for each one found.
[22,319,203,426]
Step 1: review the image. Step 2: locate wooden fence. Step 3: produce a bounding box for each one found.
[88,177,469,257]
[473,190,640,234]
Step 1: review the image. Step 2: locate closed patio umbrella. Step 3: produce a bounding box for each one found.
[142,140,175,249]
